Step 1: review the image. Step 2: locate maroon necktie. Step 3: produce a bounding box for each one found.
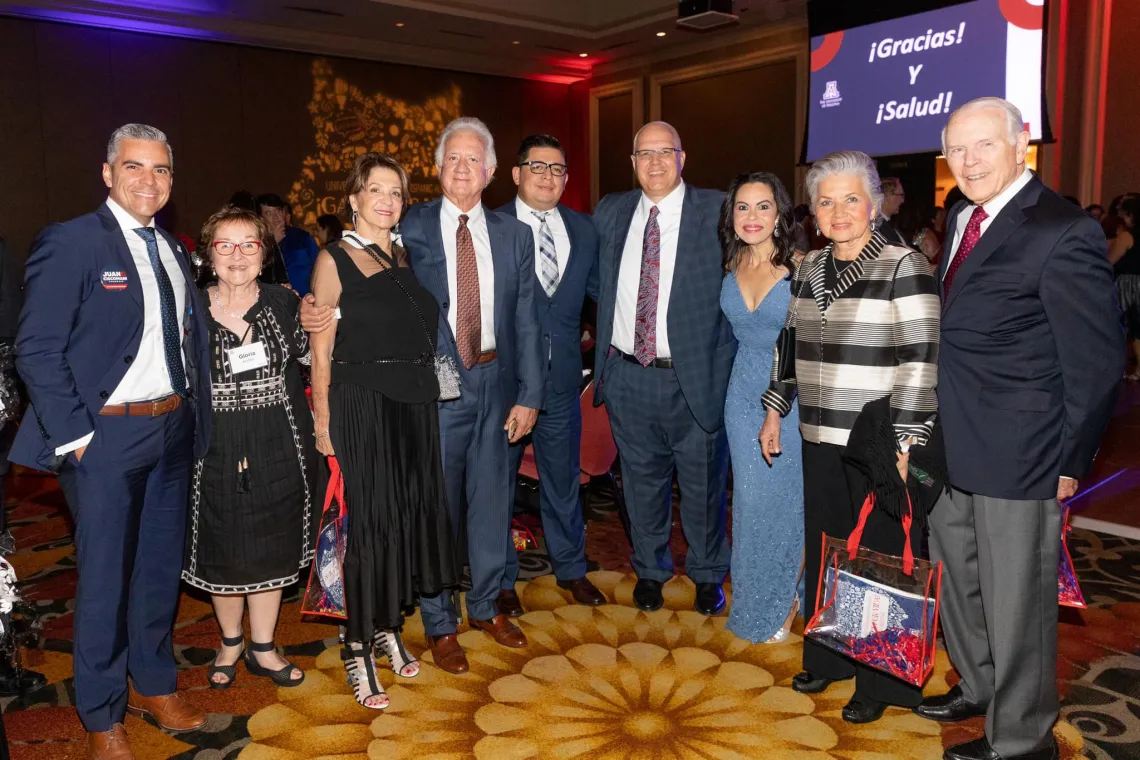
[455,214,481,369]
[633,206,661,366]
[943,205,988,297]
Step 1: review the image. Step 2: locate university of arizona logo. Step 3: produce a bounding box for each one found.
[820,80,842,108]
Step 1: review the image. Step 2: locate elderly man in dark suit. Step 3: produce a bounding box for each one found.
[914,98,1123,760]
[494,134,604,615]
[11,124,211,759]
[592,121,734,616]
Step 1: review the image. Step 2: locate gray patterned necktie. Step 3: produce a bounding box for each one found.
[134,228,187,396]
[532,210,559,297]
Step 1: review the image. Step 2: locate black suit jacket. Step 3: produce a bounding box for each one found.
[0,239,22,344]
[937,175,1123,499]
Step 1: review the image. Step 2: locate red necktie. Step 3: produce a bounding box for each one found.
[455,214,481,369]
[633,206,661,366]
[943,205,988,296]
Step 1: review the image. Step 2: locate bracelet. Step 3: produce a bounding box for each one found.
[314,431,329,439]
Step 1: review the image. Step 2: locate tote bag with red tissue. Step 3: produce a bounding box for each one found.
[301,456,349,620]
[805,493,943,687]
[1058,506,1086,608]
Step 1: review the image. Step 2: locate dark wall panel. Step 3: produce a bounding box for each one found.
[597,91,636,202]
[660,59,798,197]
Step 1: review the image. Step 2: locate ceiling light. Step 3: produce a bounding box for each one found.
[395,22,405,27]
[656,31,667,37]
[512,40,520,45]
[579,52,588,57]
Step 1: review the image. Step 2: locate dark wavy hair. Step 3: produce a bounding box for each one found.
[719,172,796,274]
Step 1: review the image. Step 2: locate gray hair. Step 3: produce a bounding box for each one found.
[107,123,172,168]
[434,117,497,171]
[805,150,884,215]
[941,97,1024,155]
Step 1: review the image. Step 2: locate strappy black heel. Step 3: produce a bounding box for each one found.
[374,628,420,678]
[208,634,245,690]
[345,641,388,709]
[243,640,305,687]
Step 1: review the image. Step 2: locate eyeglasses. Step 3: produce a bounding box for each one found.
[212,240,264,256]
[519,160,567,177]
[633,147,681,161]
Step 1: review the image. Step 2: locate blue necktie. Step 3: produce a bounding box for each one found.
[134,228,187,396]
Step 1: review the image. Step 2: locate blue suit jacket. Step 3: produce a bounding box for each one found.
[11,203,212,471]
[592,185,736,432]
[937,175,1124,499]
[495,200,599,397]
[400,198,544,410]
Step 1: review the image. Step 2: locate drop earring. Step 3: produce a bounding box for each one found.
[352,210,359,230]
[773,227,780,239]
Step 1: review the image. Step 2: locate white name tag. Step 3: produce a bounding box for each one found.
[226,341,269,373]
[860,589,892,638]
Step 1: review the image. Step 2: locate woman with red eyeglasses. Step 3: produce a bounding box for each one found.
[181,205,317,690]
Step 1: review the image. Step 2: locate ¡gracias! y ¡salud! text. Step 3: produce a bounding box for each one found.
[871,21,966,124]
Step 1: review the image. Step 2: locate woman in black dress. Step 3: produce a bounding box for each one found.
[182,206,316,689]
[309,153,458,710]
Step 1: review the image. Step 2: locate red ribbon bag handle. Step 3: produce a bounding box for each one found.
[847,493,915,575]
[324,456,347,519]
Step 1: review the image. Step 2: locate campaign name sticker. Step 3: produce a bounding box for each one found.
[101,270,129,290]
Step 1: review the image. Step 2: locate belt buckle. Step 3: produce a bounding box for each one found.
[150,398,164,418]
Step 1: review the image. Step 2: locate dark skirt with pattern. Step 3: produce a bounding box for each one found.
[329,381,458,640]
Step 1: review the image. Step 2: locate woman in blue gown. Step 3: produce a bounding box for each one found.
[719,172,804,644]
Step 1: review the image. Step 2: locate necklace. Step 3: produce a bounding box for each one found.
[212,285,259,320]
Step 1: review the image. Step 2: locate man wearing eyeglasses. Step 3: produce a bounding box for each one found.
[10,124,211,758]
[494,135,603,616]
[592,121,734,617]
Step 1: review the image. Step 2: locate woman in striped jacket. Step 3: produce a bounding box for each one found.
[759,150,940,724]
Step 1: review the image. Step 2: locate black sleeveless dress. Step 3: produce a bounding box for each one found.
[326,240,458,639]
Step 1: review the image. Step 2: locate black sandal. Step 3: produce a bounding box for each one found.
[244,640,305,687]
[345,641,388,709]
[208,634,245,690]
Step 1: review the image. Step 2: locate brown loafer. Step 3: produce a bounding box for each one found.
[427,634,469,674]
[126,685,207,732]
[88,723,134,759]
[497,588,524,618]
[557,577,607,606]
[470,614,527,648]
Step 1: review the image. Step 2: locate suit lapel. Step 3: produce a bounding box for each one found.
[419,200,451,323]
[820,231,886,311]
[611,192,640,284]
[486,205,509,344]
[97,204,143,311]
[939,200,968,288]
[943,181,1036,311]
[667,186,702,323]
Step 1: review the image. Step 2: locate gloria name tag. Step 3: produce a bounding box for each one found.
[226,341,269,373]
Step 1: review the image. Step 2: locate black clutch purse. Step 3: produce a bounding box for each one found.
[774,252,818,383]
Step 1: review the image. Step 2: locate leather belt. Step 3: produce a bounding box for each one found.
[99,393,183,417]
[611,346,673,369]
[475,350,497,365]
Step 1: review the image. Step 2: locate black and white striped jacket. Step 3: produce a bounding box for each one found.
[762,230,940,447]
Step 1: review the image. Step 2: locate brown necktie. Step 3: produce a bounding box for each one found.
[455,213,481,369]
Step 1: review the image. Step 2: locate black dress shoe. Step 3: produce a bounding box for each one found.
[694,583,726,616]
[791,670,838,694]
[0,666,47,697]
[633,578,664,612]
[497,589,525,618]
[915,684,988,722]
[943,737,1059,760]
[842,694,888,724]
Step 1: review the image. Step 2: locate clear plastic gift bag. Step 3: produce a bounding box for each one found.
[301,456,349,621]
[1058,506,1086,608]
[805,493,942,687]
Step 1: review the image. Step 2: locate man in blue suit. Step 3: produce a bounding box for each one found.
[495,134,605,615]
[592,121,734,616]
[915,98,1123,760]
[301,118,544,674]
[11,124,211,758]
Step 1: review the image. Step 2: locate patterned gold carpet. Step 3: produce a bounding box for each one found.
[2,466,1129,759]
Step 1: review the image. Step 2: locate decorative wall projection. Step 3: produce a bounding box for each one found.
[289,59,463,228]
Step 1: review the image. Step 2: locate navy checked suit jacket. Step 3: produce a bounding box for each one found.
[496,201,599,397]
[591,185,736,432]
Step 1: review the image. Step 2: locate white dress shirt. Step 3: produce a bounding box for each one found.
[612,181,685,358]
[57,197,188,455]
[440,197,496,351]
[515,197,570,282]
[947,169,1033,264]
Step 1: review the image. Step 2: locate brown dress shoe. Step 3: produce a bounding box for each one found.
[497,588,525,618]
[557,577,607,606]
[427,634,470,674]
[470,614,527,648]
[88,723,134,760]
[126,685,207,732]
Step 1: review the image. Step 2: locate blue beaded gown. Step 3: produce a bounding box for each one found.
[721,272,804,643]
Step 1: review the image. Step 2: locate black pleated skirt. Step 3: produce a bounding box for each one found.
[329,381,458,640]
